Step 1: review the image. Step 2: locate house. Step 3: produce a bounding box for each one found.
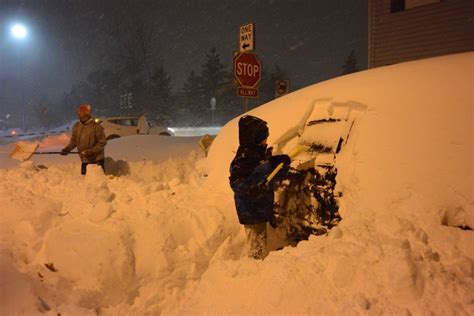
[368,0,474,68]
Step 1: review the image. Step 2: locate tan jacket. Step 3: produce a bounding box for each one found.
[65,118,107,163]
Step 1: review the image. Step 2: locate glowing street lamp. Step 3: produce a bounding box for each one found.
[10,23,28,132]
[11,24,28,39]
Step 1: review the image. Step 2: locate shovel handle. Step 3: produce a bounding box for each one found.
[266,163,284,183]
[265,144,309,183]
[33,151,79,154]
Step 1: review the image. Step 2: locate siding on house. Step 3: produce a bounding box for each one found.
[369,0,474,68]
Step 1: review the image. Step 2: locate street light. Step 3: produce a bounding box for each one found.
[11,24,27,39]
[10,23,28,132]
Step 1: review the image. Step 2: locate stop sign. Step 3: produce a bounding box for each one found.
[234,52,261,88]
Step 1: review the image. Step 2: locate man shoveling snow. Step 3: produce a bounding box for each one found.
[61,104,107,175]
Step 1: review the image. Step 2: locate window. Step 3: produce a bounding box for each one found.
[110,119,133,126]
[391,0,405,13]
[391,0,440,12]
[406,0,440,9]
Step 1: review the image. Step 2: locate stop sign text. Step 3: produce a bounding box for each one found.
[236,62,259,77]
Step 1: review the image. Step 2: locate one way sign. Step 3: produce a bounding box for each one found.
[239,23,255,52]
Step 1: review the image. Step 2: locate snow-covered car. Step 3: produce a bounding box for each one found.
[208,52,473,247]
[97,116,173,140]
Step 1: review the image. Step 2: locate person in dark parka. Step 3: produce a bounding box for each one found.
[229,115,290,259]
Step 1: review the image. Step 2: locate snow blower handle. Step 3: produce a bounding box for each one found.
[265,144,309,183]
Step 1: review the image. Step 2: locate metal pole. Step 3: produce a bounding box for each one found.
[20,52,26,132]
[368,0,371,68]
[244,98,248,113]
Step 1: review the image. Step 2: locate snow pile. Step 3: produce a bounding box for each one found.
[0,153,240,315]
[0,53,472,315]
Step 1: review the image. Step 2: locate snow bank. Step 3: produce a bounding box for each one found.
[0,152,240,314]
[0,53,472,315]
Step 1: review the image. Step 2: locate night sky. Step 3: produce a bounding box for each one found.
[0,0,367,116]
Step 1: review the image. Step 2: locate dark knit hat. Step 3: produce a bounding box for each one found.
[238,115,269,146]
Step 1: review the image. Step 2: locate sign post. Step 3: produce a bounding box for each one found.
[210,97,216,125]
[235,22,260,112]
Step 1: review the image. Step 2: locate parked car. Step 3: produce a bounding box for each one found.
[96,116,173,140]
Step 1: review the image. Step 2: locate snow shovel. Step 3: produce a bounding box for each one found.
[265,144,309,183]
[9,141,79,162]
[265,103,316,184]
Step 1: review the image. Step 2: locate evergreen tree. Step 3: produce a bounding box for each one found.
[200,47,228,96]
[198,47,229,124]
[60,81,93,119]
[181,70,205,125]
[150,66,172,100]
[86,69,122,116]
[148,65,173,123]
[183,70,203,106]
[128,78,147,116]
[341,50,360,75]
[214,75,239,124]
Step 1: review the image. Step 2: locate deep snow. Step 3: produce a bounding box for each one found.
[0,52,472,315]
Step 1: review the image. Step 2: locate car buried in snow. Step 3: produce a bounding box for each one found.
[96,116,173,140]
[207,52,473,246]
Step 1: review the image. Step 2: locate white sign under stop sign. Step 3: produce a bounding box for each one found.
[233,52,261,88]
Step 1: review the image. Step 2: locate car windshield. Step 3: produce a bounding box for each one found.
[110,118,138,126]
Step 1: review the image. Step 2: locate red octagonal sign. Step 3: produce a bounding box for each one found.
[234,52,261,88]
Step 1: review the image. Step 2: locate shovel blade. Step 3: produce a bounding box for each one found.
[9,141,40,161]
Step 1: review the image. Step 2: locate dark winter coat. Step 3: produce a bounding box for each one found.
[64,117,107,163]
[229,115,277,225]
[229,144,275,225]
